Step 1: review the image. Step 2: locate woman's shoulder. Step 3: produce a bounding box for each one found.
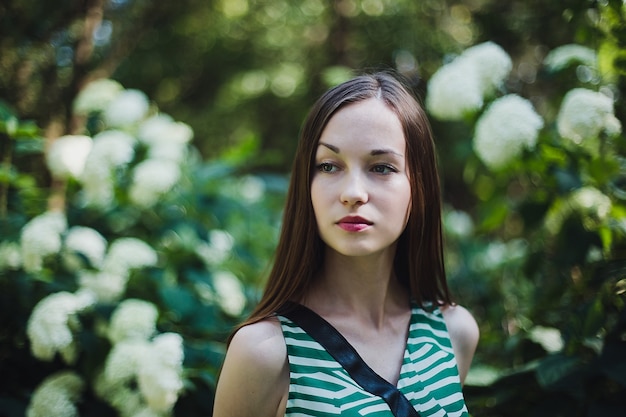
[213,317,288,417]
[441,304,479,336]
[228,316,287,374]
[440,304,479,384]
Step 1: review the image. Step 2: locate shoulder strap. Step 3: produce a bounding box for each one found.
[280,302,420,417]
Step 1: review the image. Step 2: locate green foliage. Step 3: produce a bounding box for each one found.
[0,85,284,416]
[437,4,626,415]
[0,101,47,222]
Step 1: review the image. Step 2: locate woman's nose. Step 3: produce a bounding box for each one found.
[340,172,369,206]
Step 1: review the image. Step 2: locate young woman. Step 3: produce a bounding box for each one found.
[213,72,479,417]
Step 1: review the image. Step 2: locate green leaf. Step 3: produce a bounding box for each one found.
[0,118,18,136]
[477,198,508,232]
[160,286,198,319]
[465,364,502,387]
[0,100,18,136]
[535,354,582,392]
[14,120,40,138]
[185,341,225,369]
[583,298,605,338]
[14,138,45,155]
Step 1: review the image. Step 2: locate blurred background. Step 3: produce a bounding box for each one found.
[1,0,626,416]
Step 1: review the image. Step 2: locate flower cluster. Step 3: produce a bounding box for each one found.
[20,211,67,273]
[81,130,136,207]
[73,78,124,115]
[426,41,512,120]
[46,135,92,180]
[212,270,247,316]
[48,79,194,209]
[557,88,621,155]
[15,78,256,417]
[473,95,544,170]
[107,299,159,343]
[196,229,235,266]
[26,290,95,364]
[78,237,158,302]
[26,371,85,417]
[20,205,160,368]
[62,226,107,271]
[443,208,474,239]
[96,300,185,417]
[429,42,621,172]
[0,240,20,271]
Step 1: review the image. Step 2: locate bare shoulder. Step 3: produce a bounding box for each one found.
[441,304,479,385]
[213,317,289,417]
[228,317,287,367]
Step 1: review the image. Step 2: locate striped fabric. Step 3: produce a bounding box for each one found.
[278,304,469,417]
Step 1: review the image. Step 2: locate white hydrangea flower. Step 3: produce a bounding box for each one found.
[473,94,544,170]
[543,44,597,71]
[195,229,235,266]
[88,130,136,168]
[104,339,151,383]
[213,270,246,316]
[26,291,95,363]
[62,226,107,271]
[78,270,128,302]
[0,240,21,271]
[128,159,181,208]
[46,135,93,180]
[102,237,158,276]
[427,41,512,121]
[426,59,483,120]
[210,229,235,253]
[138,114,193,163]
[443,209,474,238]
[108,299,159,344]
[80,163,116,208]
[529,326,564,353]
[557,88,621,149]
[20,211,68,273]
[78,130,135,208]
[461,41,512,94]
[148,142,189,163]
[137,333,185,413]
[73,78,123,115]
[26,371,84,417]
[94,371,144,417]
[571,186,612,219]
[104,89,150,128]
[96,332,184,415]
[138,114,193,147]
[237,175,266,203]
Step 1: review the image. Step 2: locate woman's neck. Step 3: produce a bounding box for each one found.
[303,248,410,329]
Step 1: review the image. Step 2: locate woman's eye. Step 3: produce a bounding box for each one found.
[372,164,396,174]
[317,162,337,173]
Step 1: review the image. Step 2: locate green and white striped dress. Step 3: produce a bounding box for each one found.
[278,304,469,416]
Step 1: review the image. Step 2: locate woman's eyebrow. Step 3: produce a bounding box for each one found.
[318,142,403,157]
[370,148,404,157]
[318,142,339,153]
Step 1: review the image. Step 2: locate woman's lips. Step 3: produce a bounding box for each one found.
[337,216,372,232]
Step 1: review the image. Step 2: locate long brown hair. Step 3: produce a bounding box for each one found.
[239,71,450,329]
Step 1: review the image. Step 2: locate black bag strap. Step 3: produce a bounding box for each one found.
[280,302,420,417]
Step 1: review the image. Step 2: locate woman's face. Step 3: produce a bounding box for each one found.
[310,98,412,259]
